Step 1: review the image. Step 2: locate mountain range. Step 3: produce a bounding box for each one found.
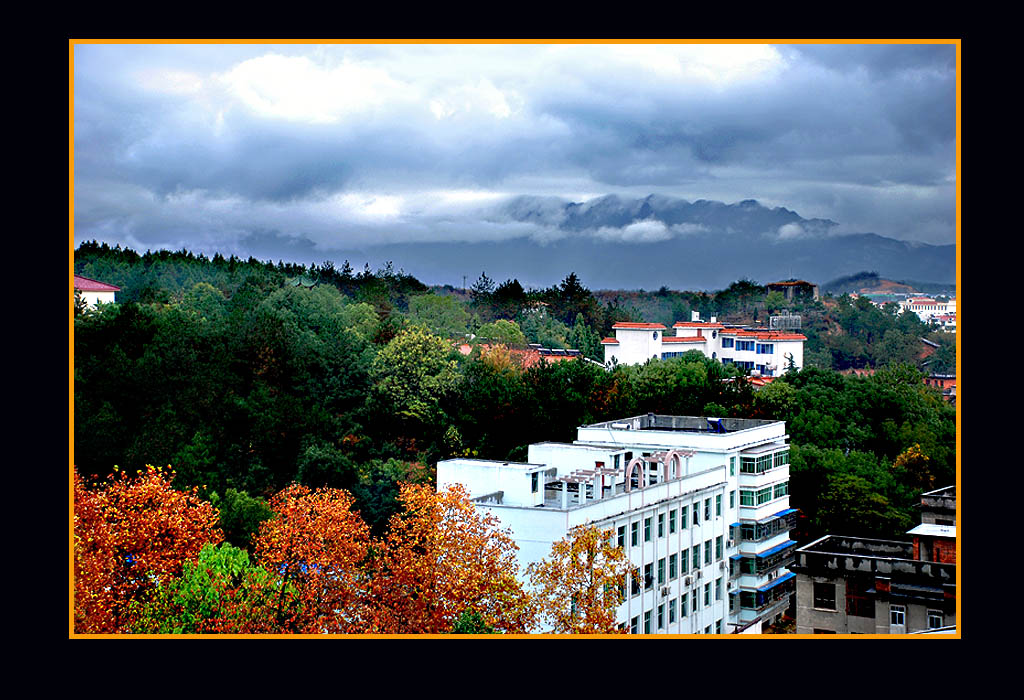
[252,194,956,291]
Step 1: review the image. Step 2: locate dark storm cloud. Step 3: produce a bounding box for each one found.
[73,43,957,256]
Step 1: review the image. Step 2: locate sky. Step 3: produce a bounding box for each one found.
[73,42,957,269]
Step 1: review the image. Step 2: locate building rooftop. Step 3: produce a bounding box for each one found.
[611,322,667,330]
[584,413,779,434]
[906,523,956,538]
[74,274,120,292]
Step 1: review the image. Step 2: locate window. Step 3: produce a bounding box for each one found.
[813,582,836,610]
[657,558,666,585]
[890,605,906,627]
[740,490,755,507]
[681,548,689,574]
[774,481,789,499]
[681,505,688,529]
[644,564,653,590]
[736,340,755,352]
[715,619,722,634]
[716,494,722,517]
[716,577,723,601]
[773,450,789,468]
[703,583,711,607]
[692,544,701,570]
[631,570,641,597]
[729,457,735,476]
[693,589,700,611]
[756,487,772,505]
[704,498,711,521]
[644,517,652,542]
[631,522,638,547]
[669,598,677,624]
[704,625,712,634]
[658,513,665,538]
[729,490,735,508]
[617,525,626,549]
[669,509,677,534]
[644,611,652,634]
[614,454,621,469]
[704,540,712,565]
[756,343,774,355]
[715,536,723,560]
[680,593,688,617]
[693,506,700,527]
[722,337,734,349]
[657,604,665,629]
[928,609,944,629]
[846,578,873,618]
[669,554,678,580]
[631,616,639,634]
[531,472,539,493]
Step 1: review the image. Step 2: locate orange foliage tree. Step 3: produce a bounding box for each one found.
[527,524,632,634]
[252,484,371,633]
[367,483,535,633]
[73,465,223,633]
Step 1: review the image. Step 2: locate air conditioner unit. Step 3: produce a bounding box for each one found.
[727,539,735,548]
[684,576,692,586]
[719,562,726,570]
[661,586,671,597]
[728,581,736,591]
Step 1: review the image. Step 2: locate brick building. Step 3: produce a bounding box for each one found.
[790,486,956,634]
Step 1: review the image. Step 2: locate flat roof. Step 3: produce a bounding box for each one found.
[584,414,780,434]
[740,441,788,456]
[436,458,548,471]
[906,523,956,538]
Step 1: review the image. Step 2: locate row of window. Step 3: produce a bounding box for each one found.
[738,481,789,507]
[628,582,727,633]
[730,513,796,543]
[628,538,727,594]
[739,450,789,474]
[616,496,726,548]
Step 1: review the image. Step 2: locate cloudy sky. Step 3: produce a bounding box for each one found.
[73,42,957,265]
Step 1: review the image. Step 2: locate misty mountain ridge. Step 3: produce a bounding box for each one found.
[240,193,954,291]
[494,193,840,239]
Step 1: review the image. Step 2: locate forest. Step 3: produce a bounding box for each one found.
[73,241,957,633]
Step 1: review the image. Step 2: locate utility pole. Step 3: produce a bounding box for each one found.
[463,275,467,293]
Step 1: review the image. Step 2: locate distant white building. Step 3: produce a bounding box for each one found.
[437,413,797,634]
[899,297,956,323]
[74,274,120,309]
[601,314,806,376]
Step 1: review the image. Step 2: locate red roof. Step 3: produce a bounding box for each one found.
[612,322,667,330]
[74,274,120,292]
[601,338,619,345]
[673,322,724,328]
[663,336,706,343]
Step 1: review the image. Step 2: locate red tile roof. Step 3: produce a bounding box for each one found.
[663,336,706,343]
[612,322,667,330]
[673,322,724,328]
[601,338,620,345]
[74,274,120,292]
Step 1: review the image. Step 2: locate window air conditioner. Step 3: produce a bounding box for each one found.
[727,539,735,548]
[719,561,726,570]
[661,586,671,597]
[684,576,692,586]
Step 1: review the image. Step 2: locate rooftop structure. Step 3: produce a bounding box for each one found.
[765,280,819,301]
[437,413,797,634]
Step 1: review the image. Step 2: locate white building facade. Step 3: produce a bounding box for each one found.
[898,297,956,323]
[602,318,805,375]
[436,414,797,634]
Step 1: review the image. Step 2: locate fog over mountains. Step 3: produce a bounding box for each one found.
[245,194,956,291]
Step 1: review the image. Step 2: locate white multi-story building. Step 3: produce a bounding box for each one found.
[601,317,805,375]
[436,413,797,634]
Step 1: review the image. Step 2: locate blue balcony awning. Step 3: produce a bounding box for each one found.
[769,507,798,518]
[756,539,797,558]
[757,571,795,593]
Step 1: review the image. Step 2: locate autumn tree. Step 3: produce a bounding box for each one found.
[367,483,535,634]
[73,465,223,634]
[252,484,371,633]
[527,524,632,634]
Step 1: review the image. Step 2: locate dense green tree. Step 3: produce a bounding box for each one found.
[476,319,528,345]
[370,327,461,425]
[407,293,472,339]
